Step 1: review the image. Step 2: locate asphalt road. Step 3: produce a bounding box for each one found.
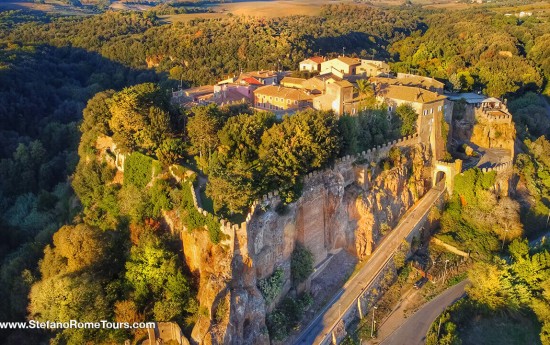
[293,185,446,345]
[379,279,468,345]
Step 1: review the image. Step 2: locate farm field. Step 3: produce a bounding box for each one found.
[159,0,354,23]
[0,0,97,15]
[0,0,478,20]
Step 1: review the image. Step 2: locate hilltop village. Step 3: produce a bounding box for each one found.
[133,56,518,345]
[173,55,514,167]
[173,56,446,118]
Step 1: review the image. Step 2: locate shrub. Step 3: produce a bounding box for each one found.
[266,293,313,341]
[291,244,314,285]
[124,152,153,189]
[258,268,284,304]
[175,182,221,243]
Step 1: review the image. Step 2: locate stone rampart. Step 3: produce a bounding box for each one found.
[303,133,420,187]
[480,160,513,173]
[477,108,513,124]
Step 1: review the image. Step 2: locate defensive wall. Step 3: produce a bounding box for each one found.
[202,133,422,257]
[480,160,513,173]
[477,107,513,125]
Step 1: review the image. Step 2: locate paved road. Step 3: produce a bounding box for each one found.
[293,185,446,345]
[379,280,468,345]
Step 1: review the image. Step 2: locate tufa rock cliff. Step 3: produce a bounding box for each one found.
[168,141,432,345]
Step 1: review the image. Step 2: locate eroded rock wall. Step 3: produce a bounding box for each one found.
[175,142,432,345]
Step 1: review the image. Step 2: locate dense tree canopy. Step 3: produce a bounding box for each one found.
[1,3,550,344]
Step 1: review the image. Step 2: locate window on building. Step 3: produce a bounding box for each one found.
[423,110,428,116]
[388,106,393,112]
[438,105,442,112]
[294,100,298,105]
[269,96,272,100]
[287,99,290,104]
[430,108,433,114]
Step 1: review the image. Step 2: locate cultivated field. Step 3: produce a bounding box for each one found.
[158,0,469,23]
[0,0,96,15]
[0,0,484,21]
[159,0,355,23]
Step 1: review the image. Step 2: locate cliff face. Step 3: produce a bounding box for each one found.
[470,115,515,155]
[172,142,432,345]
[354,144,431,258]
[163,209,240,345]
[452,106,516,157]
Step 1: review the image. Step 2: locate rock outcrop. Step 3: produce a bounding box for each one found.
[470,113,515,155]
[168,141,432,345]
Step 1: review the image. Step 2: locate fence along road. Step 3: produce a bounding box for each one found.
[294,182,446,345]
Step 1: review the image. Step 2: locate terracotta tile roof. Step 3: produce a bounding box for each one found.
[281,77,306,86]
[254,85,314,101]
[211,88,250,105]
[309,56,325,64]
[242,70,277,79]
[372,74,444,90]
[334,57,361,66]
[183,85,214,97]
[301,57,325,65]
[242,77,263,85]
[377,85,446,103]
[302,78,326,92]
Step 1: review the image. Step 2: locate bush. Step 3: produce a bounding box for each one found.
[258,268,284,304]
[266,293,313,341]
[177,182,222,243]
[124,152,153,189]
[291,244,314,285]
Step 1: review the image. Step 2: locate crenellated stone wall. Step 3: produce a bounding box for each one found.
[181,134,432,345]
[480,160,513,173]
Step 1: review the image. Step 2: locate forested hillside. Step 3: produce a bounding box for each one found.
[390,9,550,97]
[1,3,550,344]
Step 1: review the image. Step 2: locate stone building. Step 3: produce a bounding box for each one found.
[356,59,391,77]
[376,84,448,160]
[312,80,354,116]
[299,56,325,72]
[321,57,361,75]
[253,85,314,114]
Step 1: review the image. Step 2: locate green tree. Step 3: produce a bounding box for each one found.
[206,111,276,214]
[81,90,115,135]
[291,244,314,285]
[156,138,185,166]
[259,110,341,201]
[125,232,195,321]
[395,104,418,136]
[186,104,222,172]
[109,83,172,154]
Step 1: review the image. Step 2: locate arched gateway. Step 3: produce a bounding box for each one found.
[432,159,463,194]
